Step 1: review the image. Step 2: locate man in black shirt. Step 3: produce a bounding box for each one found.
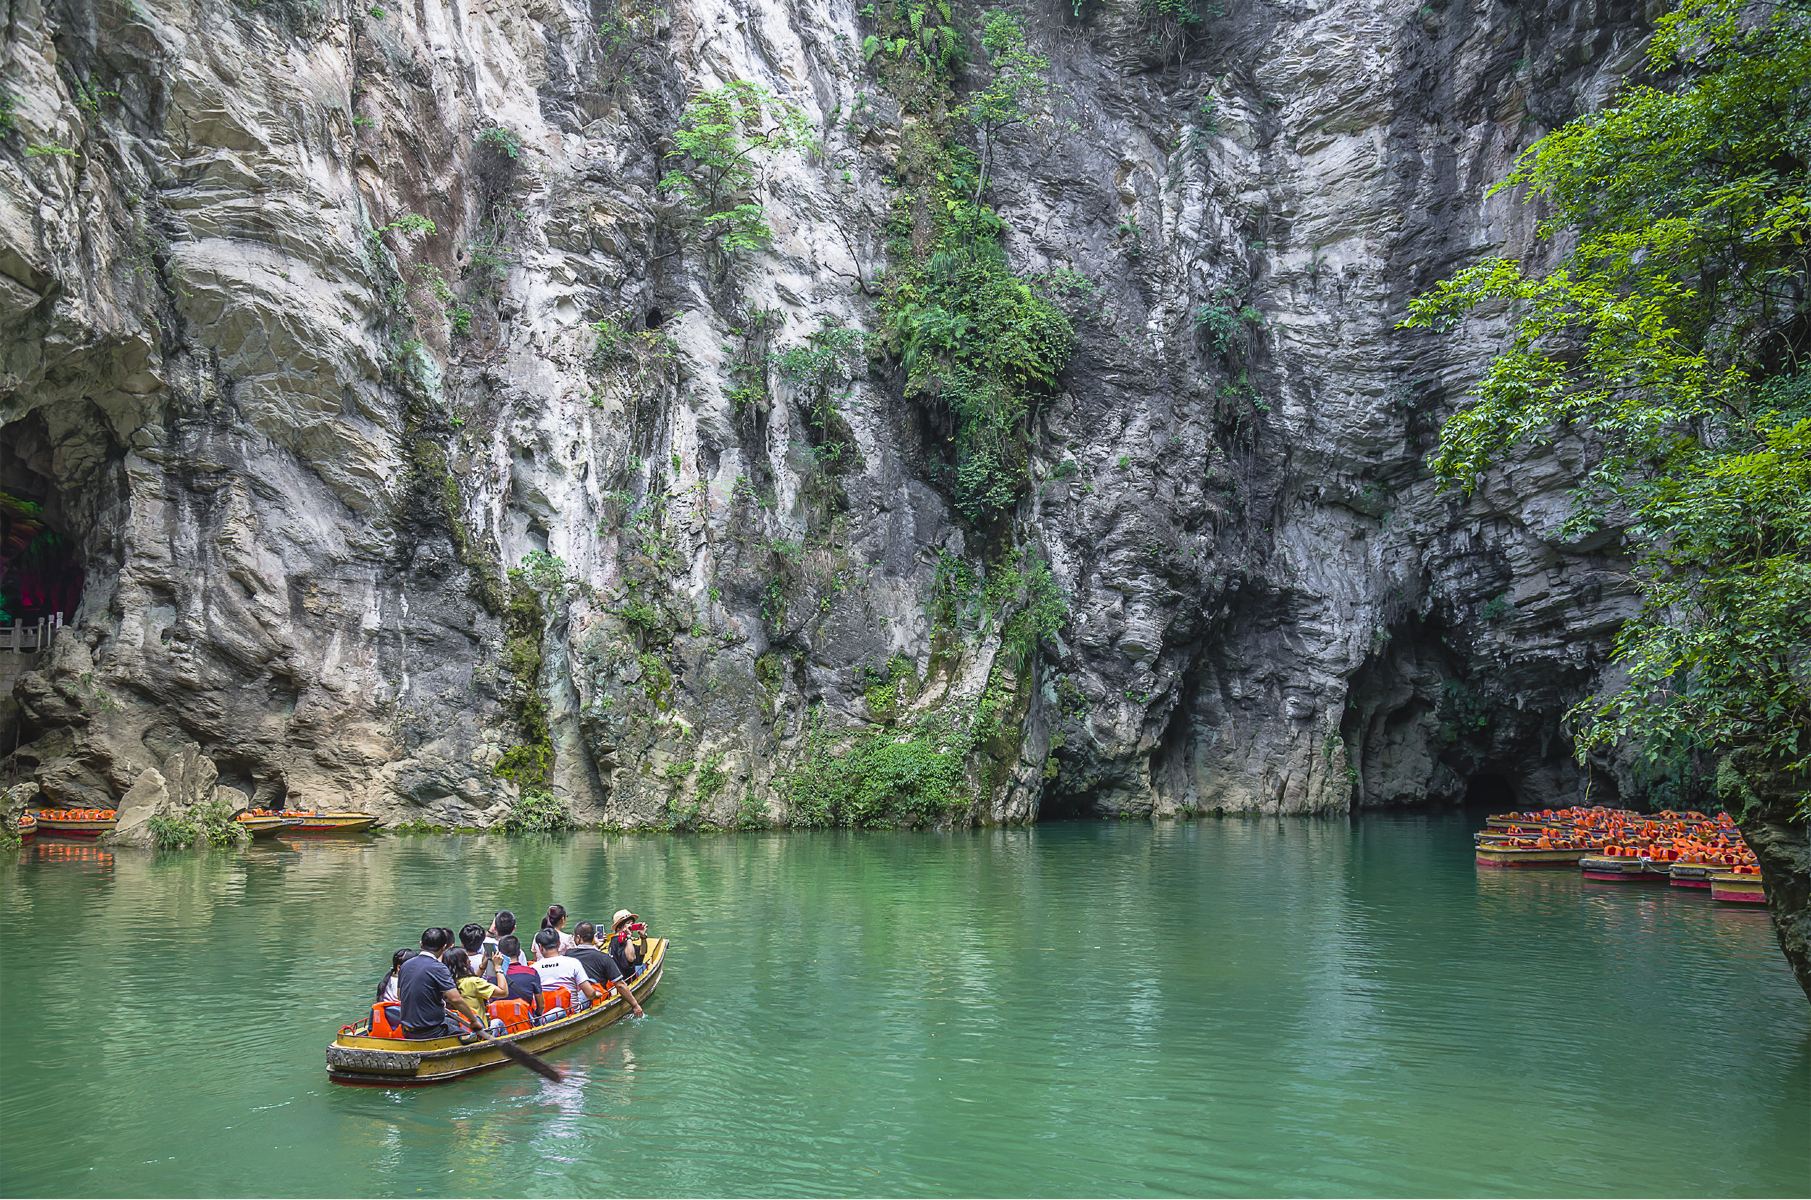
[568,921,645,1017]
[397,927,488,1038]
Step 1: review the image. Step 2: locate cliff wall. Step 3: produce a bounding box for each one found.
[2,0,1654,830]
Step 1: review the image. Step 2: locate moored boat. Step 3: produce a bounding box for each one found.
[1709,871,1766,905]
[1667,862,1719,889]
[1475,845,1586,868]
[16,812,36,842]
[34,808,119,839]
[235,811,300,838]
[280,811,381,834]
[326,937,667,1084]
[1579,854,1661,881]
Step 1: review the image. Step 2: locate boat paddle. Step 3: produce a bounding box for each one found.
[459,1015,564,1083]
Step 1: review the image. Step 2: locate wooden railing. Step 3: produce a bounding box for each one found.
[2,614,64,653]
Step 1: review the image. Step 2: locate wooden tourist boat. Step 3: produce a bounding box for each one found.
[34,808,118,838]
[235,812,300,838]
[1579,854,1667,882]
[326,937,667,1085]
[280,811,381,834]
[1709,872,1766,905]
[16,812,36,843]
[1475,845,1586,868]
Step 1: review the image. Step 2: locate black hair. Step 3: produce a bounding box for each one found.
[375,947,412,1004]
[443,945,476,980]
[421,927,451,951]
[460,923,486,953]
[533,928,561,952]
[494,910,516,936]
[498,934,521,960]
[541,904,567,931]
[574,920,596,944]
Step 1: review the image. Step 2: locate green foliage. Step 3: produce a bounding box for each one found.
[1193,292,1263,356]
[24,144,77,159]
[755,651,786,695]
[960,12,1054,199]
[783,705,979,827]
[148,814,198,849]
[1403,0,1811,811]
[1138,0,1219,62]
[373,213,436,241]
[864,9,1074,528]
[594,314,631,363]
[0,94,16,136]
[862,654,919,722]
[496,788,575,834]
[861,0,965,93]
[885,174,1075,523]
[660,81,814,255]
[476,125,522,159]
[463,240,514,293]
[152,798,250,849]
[202,798,250,846]
[697,752,729,806]
[494,553,565,788]
[929,546,1066,659]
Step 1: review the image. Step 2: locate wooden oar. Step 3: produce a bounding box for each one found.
[458,1014,564,1083]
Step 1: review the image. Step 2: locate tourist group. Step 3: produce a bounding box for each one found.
[372,904,650,1039]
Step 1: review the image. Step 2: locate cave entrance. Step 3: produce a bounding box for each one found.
[1464,771,1517,811]
[1037,785,1102,822]
[1,489,84,634]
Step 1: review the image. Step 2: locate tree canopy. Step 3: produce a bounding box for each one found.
[1403,0,1811,816]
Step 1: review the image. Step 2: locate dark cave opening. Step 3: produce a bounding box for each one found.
[1464,771,1517,811]
[0,489,85,628]
[1037,780,1103,822]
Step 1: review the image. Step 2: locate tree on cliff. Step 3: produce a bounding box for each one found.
[1404,0,1811,825]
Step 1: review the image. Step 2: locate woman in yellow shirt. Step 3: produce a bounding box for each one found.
[442,945,505,1032]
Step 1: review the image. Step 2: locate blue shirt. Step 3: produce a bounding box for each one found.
[397,953,457,1032]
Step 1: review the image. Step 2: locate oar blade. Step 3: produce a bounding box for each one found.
[491,1034,564,1082]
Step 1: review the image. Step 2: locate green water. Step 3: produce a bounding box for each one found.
[1,814,1806,1198]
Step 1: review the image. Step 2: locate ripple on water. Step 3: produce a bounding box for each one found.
[1,816,1807,1199]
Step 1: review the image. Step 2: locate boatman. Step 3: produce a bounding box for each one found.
[568,921,646,1018]
[398,927,489,1039]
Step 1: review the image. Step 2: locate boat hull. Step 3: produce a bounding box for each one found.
[237,816,300,839]
[1709,873,1767,905]
[1578,855,1670,881]
[326,938,666,1084]
[1475,847,1584,868]
[1668,863,1718,889]
[282,814,380,834]
[35,817,117,839]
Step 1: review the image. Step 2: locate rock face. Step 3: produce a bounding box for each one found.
[2,0,1655,826]
[1,0,1789,888]
[10,0,1806,992]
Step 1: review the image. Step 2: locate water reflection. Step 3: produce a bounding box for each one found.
[1,817,1806,1199]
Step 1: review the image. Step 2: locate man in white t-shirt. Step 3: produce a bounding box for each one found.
[531,929,604,1011]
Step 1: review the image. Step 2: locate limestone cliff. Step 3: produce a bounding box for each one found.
[4,0,1662,825]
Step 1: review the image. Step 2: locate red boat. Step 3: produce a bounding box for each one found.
[34,808,118,839]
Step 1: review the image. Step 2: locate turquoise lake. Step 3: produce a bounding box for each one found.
[1,813,1807,1197]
